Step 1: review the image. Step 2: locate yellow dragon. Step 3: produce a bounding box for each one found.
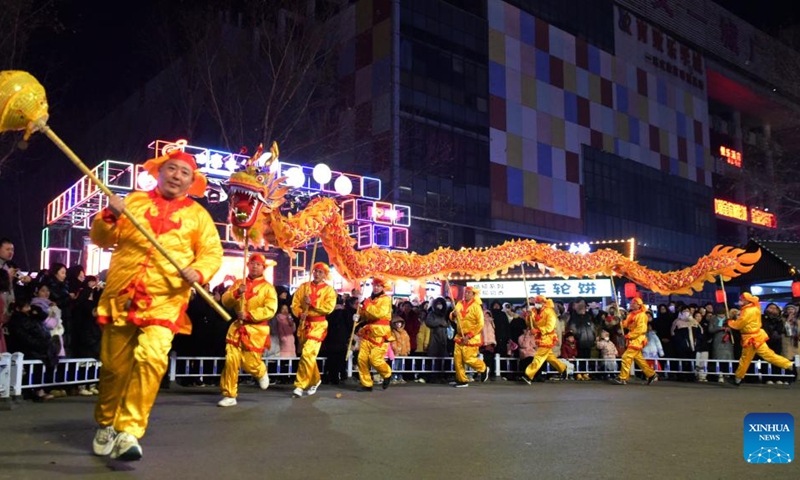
[226,144,760,295]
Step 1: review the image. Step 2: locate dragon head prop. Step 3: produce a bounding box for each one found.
[227,141,288,245]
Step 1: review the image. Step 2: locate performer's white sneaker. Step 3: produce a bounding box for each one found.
[257,374,270,390]
[217,397,237,407]
[307,380,322,396]
[292,387,304,398]
[110,432,142,461]
[92,426,117,456]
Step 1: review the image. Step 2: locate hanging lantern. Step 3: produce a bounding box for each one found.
[792,281,800,298]
[715,289,726,303]
[624,283,637,298]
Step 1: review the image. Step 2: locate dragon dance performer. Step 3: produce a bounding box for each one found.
[354,277,393,392]
[291,262,336,398]
[522,296,567,385]
[90,150,222,461]
[728,292,797,387]
[450,286,489,387]
[612,297,657,386]
[217,253,277,407]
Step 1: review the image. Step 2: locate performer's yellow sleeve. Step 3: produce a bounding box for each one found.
[622,312,648,340]
[188,214,224,285]
[728,306,760,332]
[535,308,558,335]
[291,282,336,318]
[359,295,393,322]
[455,300,484,338]
[222,279,277,323]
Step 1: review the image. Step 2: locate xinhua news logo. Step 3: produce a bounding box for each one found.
[743,413,794,464]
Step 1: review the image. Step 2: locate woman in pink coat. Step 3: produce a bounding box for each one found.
[274,303,297,357]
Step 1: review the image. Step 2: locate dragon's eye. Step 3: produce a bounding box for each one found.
[256,175,265,183]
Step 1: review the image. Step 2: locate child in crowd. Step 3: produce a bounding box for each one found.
[595,330,618,379]
[561,332,578,380]
[642,321,665,376]
[390,317,410,384]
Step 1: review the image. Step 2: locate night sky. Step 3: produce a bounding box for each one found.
[0,0,798,269]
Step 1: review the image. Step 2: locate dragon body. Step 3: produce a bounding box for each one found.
[226,145,760,295]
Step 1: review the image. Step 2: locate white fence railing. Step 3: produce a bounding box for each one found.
[2,353,797,401]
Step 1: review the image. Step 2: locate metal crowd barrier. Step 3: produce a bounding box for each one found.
[2,353,797,401]
[167,352,329,383]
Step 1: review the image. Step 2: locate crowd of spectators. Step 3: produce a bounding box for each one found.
[3,235,798,401]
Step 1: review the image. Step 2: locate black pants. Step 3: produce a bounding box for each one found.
[325,350,348,384]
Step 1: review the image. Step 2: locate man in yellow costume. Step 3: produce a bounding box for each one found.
[355,277,393,392]
[727,292,797,386]
[90,149,222,461]
[521,295,567,385]
[612,297,657,385]
[291,262,336,398]
[450,286,489,388]
[217,253,277,407]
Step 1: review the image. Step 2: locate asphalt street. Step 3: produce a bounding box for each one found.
[1,379,798,479]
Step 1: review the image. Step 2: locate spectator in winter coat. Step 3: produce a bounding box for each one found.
[490,301,510,362]
[641,322,664,375]
[782,304,799,377]
[275,303,297,357]
[595,330,618,379]
[398,302,420,352]
[517,329,536,380]
[322,297,355,385]
[566,299,597,359]
[480,309,497,373]
[707,305,735,382]
[390,317,411,384]
[763,303,786,384]
[424,297,451,383]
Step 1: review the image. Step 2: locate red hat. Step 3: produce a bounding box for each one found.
[312,262,330,278]
[465,286,480,296]
[533,295,547,304]
[248,253,267,265]
[372,277,389,288]
[630,297,644,307]
[143,149,207,197]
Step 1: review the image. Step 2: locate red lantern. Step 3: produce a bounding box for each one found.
[792,281,800,298]
[715,289,725,303]
[624,283,637,298]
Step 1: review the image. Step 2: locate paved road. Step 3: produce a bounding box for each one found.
[2,379,798,479]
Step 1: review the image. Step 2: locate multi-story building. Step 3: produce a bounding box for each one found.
[73,0,800,285]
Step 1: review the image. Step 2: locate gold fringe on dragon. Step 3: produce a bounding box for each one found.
[226,143,760,295]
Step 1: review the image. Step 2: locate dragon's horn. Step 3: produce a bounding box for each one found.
[270,141,279,162]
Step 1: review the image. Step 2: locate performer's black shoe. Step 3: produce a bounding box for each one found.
[610,377,627,385]
[480,367,490,383]
[454,382,469,388]
[521,375,533,386]
[559,370,568,381]
[727,376,742,387]
[646,374,657,385]
[358,386,373,392]
[382,376,391,390]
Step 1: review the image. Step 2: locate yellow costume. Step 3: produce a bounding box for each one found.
[356,287,393,388]
[291,272,336,393]
[91,188,222,439]
[219,272,277,399]
[729,293,793,382]
[524,296,566,382]
[452,288,488,384]
[617,298,656,383]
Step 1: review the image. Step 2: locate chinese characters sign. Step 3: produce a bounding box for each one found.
[465,280,613,299]
[615,6,706,93]
[714,198,777,229]
[719,146,742,168]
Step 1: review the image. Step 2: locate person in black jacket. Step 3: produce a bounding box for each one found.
[489,300,510,363]
[566,298,597,359]
[7,300,59,400]
[323,296,358,384]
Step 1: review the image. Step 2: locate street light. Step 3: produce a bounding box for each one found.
[313,163,332,184]
[334,175,353,195]
[285,167,305,188]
